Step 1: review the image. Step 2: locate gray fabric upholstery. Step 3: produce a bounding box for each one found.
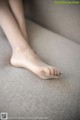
[0,19,80,120]
[25,0,80,44]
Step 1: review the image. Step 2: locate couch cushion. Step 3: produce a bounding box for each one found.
[25,0,80,44]
[0,19,80,120]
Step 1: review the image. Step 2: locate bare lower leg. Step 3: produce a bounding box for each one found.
[0,1,61,79]
[8,0,28,40]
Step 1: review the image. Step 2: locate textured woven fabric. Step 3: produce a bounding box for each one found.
[25,0,80,44]
[0,19,80,120]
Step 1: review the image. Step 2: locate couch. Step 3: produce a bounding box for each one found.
[0,0,80,120]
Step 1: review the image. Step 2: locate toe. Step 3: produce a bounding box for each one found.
[53,68,60,76]
[49,67,54,75]
[52,68,55,76]
[46,67,51,75]
[49,67,59,76]
[52,67,57,76]
[41,67,51,76]
[54,69,57,76]
[55,69,59,76]
[40,67,61,79]
[56,70,61,76]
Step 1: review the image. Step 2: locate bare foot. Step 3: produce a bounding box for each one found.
[10,47,61,79]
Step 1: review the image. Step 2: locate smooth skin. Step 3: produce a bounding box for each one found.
[0,0,61,79]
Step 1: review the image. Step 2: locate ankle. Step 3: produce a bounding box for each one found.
[12,44,31,54]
